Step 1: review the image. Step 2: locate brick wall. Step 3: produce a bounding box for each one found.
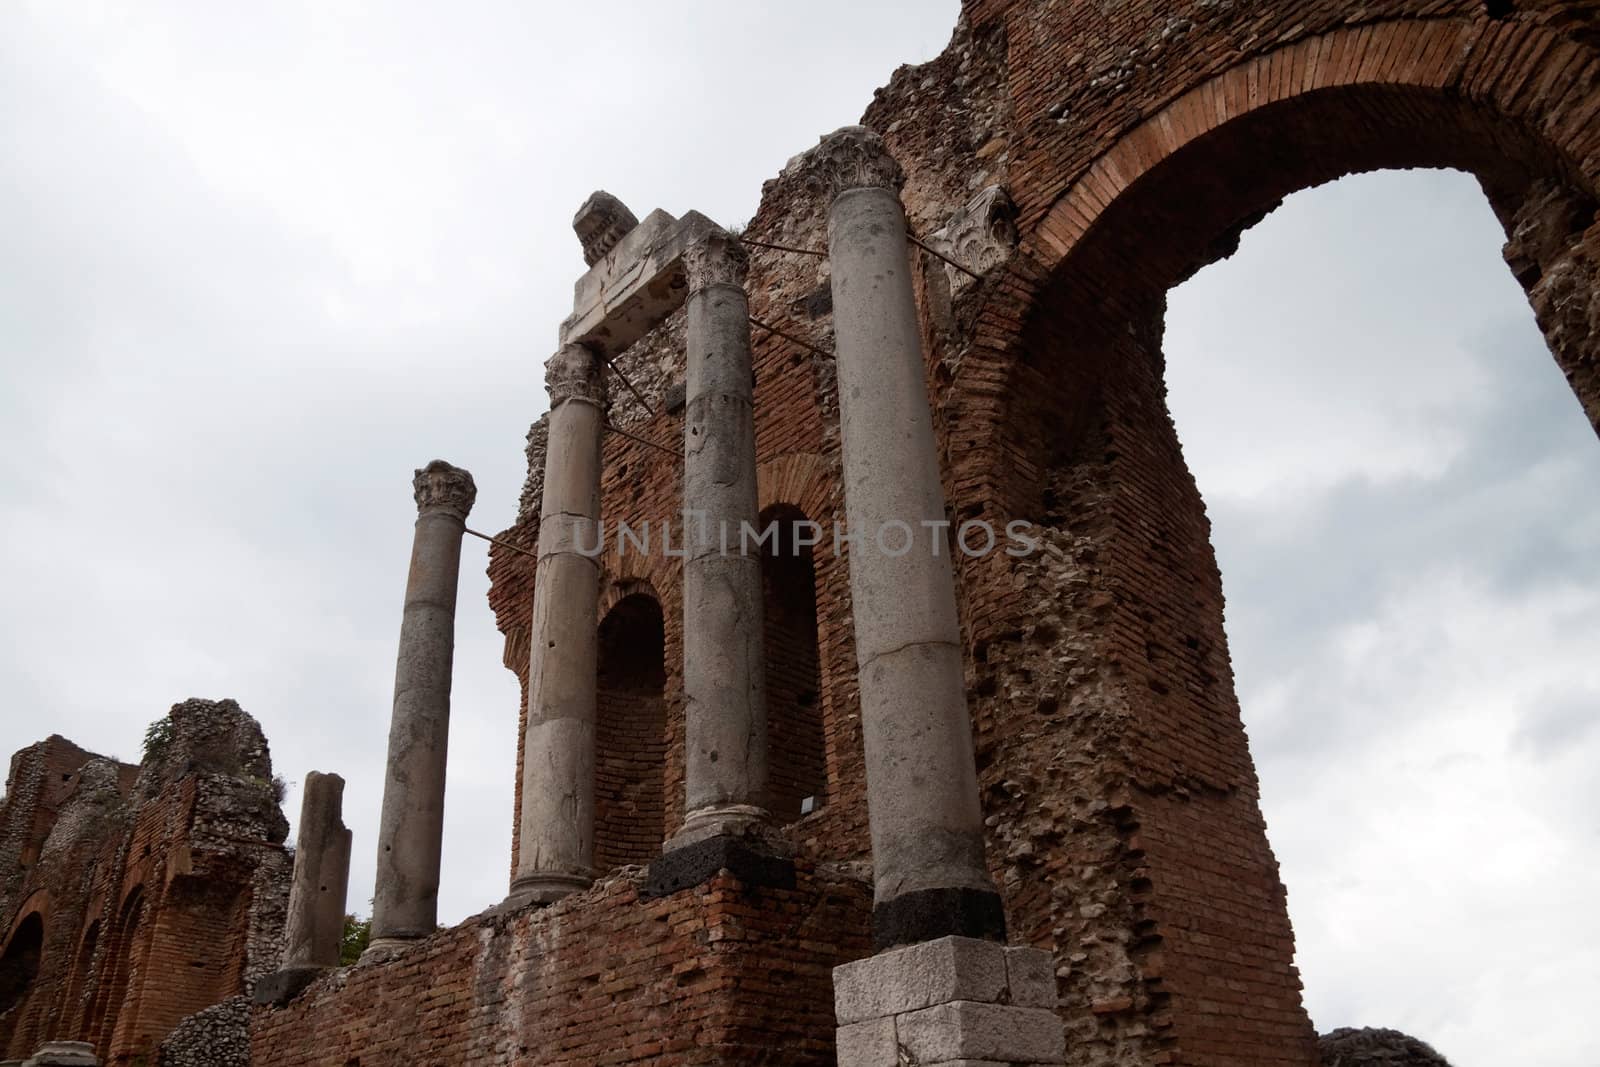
[595,594,670,870]
[250,866,871,1066]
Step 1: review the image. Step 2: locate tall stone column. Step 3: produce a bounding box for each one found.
[814,126,1004,949]
[507,344,607,908]
[677,231,769,839]
[256,771,352,1003]
[366,460,476,956]
[645,232,795,898]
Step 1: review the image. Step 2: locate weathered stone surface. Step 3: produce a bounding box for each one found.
[21,1042,96,1066]
[572,190,639,267]
[279,771,350,971]
[1004,945,1057,1009]
[834,936,1008,1025]
[369,462,475,949]
[895,1001,1065,1064]
[675,236,771,842]
[510,346,607,906]
[158,996,250,1067]
[1318,1027,1453,1065]
[823,126,1000,945]
[924,183,1017,296]
[561,208,720,357]
[835,1016,897,1067]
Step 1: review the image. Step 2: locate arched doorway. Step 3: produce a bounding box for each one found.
[593,592,669,870]
[0,912,45,1053]
[954,18,1600,1067]
[758,504,828,822]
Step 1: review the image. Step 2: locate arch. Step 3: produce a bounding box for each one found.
[90,883,145,1056]
[60,918,100,1036]
[0,911,45,1024]
[757,503,828,822]
[940,14,1600,1067]
[593,591,669,870]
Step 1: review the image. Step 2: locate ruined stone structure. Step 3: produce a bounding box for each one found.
[255,0,1600,1062]
[0,700,291,1065]
[15,0,1600,1063]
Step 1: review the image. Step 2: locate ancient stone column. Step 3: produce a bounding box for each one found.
[366,460,476,955]
[675,231,770,842]
[815,126,1004,949]
[256,771,352,1002]
[507,344,607,908]
[284,772,352,967]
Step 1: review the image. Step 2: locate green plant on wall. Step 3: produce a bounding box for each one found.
[141,716,174,765]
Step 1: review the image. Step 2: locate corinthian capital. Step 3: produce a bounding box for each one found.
[545,343,607,408]
[684,230,749,293]
[413,460,476,519]
[798,125,906,203]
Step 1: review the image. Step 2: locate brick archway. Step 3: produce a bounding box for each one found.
[936,13,1600,1067]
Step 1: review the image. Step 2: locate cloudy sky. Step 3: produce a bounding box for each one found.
[2,3,1594,1065]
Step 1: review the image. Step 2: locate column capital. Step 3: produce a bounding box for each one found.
[545,343,607,408]
[802,125,906,203]
[413,460,476,519]
[684,230,749,293]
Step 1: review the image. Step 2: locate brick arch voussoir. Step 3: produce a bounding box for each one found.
[1029,17,1600,272]
[756,453,840,541]
[2,892,50,950]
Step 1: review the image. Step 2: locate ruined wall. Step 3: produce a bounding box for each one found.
[0,700,291,1065]
[251,866,871,1066]
[475,2,1600,1065]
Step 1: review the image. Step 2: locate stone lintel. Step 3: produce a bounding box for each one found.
[561,209,721,358]
[641,834,795,899]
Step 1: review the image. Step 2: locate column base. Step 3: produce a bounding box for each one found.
[643,829,795,899]
[502,871,593,911]
[833,936,1064,1066]
[873,886,1007,951]
[253,965,327,1007]
[669,803,770,848]
[357,935,421,966]
[21,1042,99,1067]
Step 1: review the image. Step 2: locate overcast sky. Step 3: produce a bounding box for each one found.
[2,4,1594,1065]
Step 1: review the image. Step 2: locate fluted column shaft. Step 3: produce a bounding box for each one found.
[675,233,770,843]
[508,343,607,906]
[814,126,1005,949]
[369,460,476,950]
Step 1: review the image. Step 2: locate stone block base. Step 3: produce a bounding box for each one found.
[833,936,1064,1066]
[252,965,327,1007]
[642,833,795,898]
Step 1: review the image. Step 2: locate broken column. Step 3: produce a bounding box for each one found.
[365,460,476,957]
[507,344,607,908]
[645,231,795,896]
[814,125,1005,949]
[255,771,352,1003]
